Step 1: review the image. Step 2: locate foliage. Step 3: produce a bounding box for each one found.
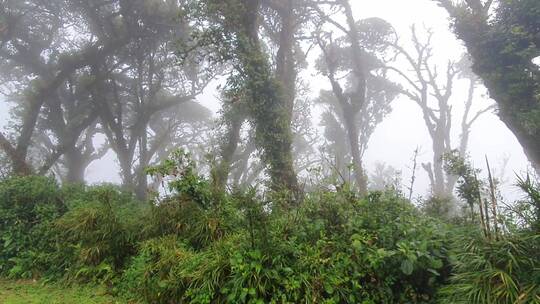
[54,185,145,283]
[144,149,242,248]
[0,176,145,282]
[147,149,214,209]
[182,0,301,196]
[2,152,539,304]
[443,151,481,220]
[436,162,540,304]
[438,0,540,168]
[514,173,540,232]
[0,176,65,278]
[121,156,452,303]
[420,196,456,222]
[438,232,540,304]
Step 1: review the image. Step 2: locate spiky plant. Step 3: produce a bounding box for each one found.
[438,233,540,304]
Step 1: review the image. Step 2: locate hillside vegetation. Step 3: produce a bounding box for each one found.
[1,152,538,303]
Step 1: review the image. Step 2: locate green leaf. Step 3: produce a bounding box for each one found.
[352,239,363,250]
[400,259,414,275]
[430,258,443,269]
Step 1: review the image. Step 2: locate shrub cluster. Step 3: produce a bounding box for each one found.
[0,176,65,278]
[1,153,538,303]
[0,178,144,281]
[116,190,450,304]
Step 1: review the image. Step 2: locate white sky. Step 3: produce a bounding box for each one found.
[0,0,531,201]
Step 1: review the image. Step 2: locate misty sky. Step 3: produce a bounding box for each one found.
[0,0,531,200]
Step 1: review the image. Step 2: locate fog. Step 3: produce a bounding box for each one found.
[0,0,534,202]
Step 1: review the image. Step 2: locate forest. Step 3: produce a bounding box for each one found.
[0,0,539,303]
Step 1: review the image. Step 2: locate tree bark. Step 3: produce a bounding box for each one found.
[238,0,301,199]
[136,129,149,201]
[215,115,243,189]
[64,147,87,184]
[343,111,368,194]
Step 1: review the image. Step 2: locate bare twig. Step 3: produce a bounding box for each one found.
[408,146,420,201]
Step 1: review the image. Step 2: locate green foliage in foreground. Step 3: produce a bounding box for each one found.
[118,191,450,303]
[438,232,540,304]
[0,279,123,304]
[0,176,66,278]
[0,152,539,303]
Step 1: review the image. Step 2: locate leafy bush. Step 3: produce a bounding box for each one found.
[286,191,451,303]
[140,195,241,250]
[54,185,144,282]
[438,232,540,304]
[0,176,65,278]
[142,149,242,249]
[435,172,540,303]
[119,235,233,303]
[420,196,456,221]
[121,186,451,303]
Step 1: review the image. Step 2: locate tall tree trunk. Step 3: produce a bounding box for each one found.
[239,0,300,199]
[432,135,448,197]
[501,114,540,176]
[215,115,243,189]
[316,0,370,195]
[343,111,368,193]
[342,0,369,194]
[64,147,87,184]
[117,150,134,192]
[136,130,148,201]
[275,0,297,118]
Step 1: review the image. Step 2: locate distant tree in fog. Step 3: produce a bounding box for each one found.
[312,1,399,193]
[0,0,213,199]
[388,26,493,198]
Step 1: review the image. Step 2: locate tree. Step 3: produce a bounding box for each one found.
[370,162,402,192]
[186,0,306,200]
[388,26,493,198]
[215,80,320,190]
[0,0,139,175]
[34,118,107,184]
[0,0,213,200]
[435,0,540,174]
[312,0,398,194]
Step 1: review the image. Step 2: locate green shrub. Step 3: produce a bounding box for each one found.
[142,149,242,249]
[438,232,540,304]
[54,185,144,283]
[420,196,457,222]
[119,235,232,303]
[16,150,540,303]
[284,190,451,303]
[141,195,240,250]
[0,176,65,278]
[121,188,451,303]
[118,151,452,303]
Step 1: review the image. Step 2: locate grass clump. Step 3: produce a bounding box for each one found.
[0,279,124,304]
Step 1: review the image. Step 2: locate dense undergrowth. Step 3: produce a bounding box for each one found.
[0,153,539,303]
